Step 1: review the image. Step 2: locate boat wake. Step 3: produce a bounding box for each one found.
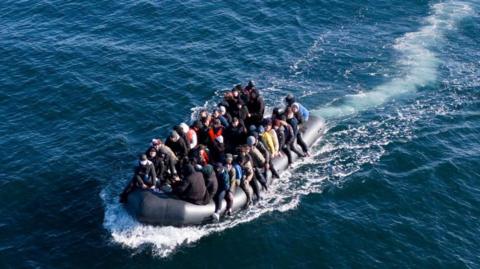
[101,1,474,258]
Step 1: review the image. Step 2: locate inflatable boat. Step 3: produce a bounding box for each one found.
[124,115,325,226]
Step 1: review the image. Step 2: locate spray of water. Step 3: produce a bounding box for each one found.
[313,1,473,119]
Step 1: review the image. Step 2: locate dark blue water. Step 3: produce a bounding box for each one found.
[1,0,479,268]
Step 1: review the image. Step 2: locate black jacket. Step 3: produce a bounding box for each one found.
[174,169,208,205]
[165,137,189,160]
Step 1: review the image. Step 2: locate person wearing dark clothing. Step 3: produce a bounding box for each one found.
[212,163,231,221]
[286,107,309,156]
[173,164,208,205]
[232,100,249,127]
[246,89,265,126]
[210,135,226,163]
[202,164,218,203]
[119,154,157,203]
[147,147,166,185]
[224,117,247,152]
[165,130,189,160]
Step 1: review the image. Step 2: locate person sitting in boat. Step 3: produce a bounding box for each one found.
[253,127,280,179]
[173,164,208,205]
[224,153,241,215]
[231,99,249,127]
[179,122,197,150]
[149,138,178,180]
[201,164,217,204]
[246,88,265,126]
[166,130,189,161]
[208,118,224,145]
[237,154,254,208]
[213,107,229,128]
[286,107,309,157]
[212,163,231,221]
[224,117,247,153]
[246,136,268,191]
[238,145,263,201]
[147,147,166,185]
[210,135,226,163]
[119,154,157,203]
[274,119,304,166]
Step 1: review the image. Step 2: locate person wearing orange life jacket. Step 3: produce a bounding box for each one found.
[208,118,224,145]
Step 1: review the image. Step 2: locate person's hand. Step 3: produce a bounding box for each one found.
[265,163,270,170]
[141,184,148,189]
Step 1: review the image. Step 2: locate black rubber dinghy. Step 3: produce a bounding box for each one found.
[124,115,325,226]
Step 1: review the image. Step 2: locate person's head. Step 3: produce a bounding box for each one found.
[170,130,180,142]
[232,85,242,97]
[224,91,233,100]
[179,123,189,134]
[139,154,148,166]
[272,107,280,117]
[273,119,281,129]
[199,109,209,119]
[247,136,256,147]
[258,125,265,134]
[213,118,222,127]
[232,117,239,127]
[264,119,272,131]
[291,103,300,113]
[148,148,157,158]
[213,109,221,118]
[219,106,226,115]
[192,120,202,131]
[247,80,255,89]
[152,138,161,148]
[249,125,257,134]
[286,107,294,119]
[285,94,295,106]
[226,153,233,164]
[214,162,224,173]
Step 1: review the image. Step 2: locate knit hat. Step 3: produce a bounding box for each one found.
[247,136,256,146]
[179,123,189,134]
[226,153,233,161]
[258,126,265,134]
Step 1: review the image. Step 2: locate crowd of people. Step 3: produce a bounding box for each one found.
[119,81,310,221]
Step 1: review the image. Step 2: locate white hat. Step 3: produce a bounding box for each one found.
[216,135,224,144]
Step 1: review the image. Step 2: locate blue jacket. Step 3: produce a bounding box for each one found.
[216,169,230,191]
[298,103,309,121]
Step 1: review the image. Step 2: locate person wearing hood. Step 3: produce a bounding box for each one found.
[210,135,226,163]
[166,130,189,160]
[246,88,265,126]
[173,164,208,205]
[212,163,231,221]
[119,154,157,203]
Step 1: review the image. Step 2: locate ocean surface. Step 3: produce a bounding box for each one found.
[1,0,479,268]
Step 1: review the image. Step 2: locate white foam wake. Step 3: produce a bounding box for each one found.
[313,1,473,119]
